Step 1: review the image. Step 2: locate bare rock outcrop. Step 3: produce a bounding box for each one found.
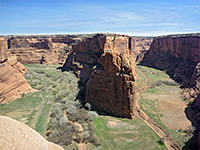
[0,37,34,103]
[0,115,64,150]
[63,34,137,118]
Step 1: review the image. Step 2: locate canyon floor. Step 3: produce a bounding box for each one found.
[93,65,193,150]
[0,64,194,150]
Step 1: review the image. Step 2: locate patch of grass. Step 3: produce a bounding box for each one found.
[35,103,52,135]
[137,65,190,147]
[0,92,42,128]
[24,63,61,68]
[94,116,167,150]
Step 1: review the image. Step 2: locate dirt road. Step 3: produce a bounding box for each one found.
[134,69,182,150]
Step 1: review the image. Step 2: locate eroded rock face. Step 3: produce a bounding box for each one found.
[86,36,136,118]
[0,37,34,103]
[142,35,200,87]
[0,36,8,63]
[63,34,137,118]
[6,35,152,65]
[7,35,79,64]
[133,37,153,62]
[0,115,64,150]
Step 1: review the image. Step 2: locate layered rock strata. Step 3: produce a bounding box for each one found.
[0,115,64,150]
[63,34,137,118]
[6,35,152,65]
[142,35,200,87]
[0,37,34,103]
[7,35,83,64]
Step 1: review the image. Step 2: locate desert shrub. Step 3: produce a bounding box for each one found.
[52,73,61,81]
[31,79,40,86]
[157,138,164,145]
[162,80,179,86]
[87,111,98,121]
[85,103,91,110]
[184,126,195,135]
[26,65,99,147]
[24,73,32,80]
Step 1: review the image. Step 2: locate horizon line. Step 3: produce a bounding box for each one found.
[0,31,199,37]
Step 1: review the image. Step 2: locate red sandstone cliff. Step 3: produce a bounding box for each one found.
[142,35,200,87]
[63,34,137,118]
[144,35,200,63]
[7,35,81,64]
[6,35,152,65]
[86,35,136,118]
[0,37,34,103]
[133,37,153,62]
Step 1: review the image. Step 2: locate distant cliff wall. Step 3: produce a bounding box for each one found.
[7,35,80,64]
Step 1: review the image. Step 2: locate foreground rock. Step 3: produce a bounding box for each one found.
[63,34,137,118]
[141,33,200,149]
[0,115,64,150]
[0,37,34,103]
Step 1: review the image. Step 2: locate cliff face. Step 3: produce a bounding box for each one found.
[0,115,64,150]
[6,35,152,65]
[86,35,136,118]
[133,37,153,62]
[63,34,137,118]
[142,35,200,87]
[0,37,34,103]
[7,35,80,64]
[141,34,200,149]
[0,37,8,63]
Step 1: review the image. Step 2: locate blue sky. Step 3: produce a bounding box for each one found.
[0,0,200,36]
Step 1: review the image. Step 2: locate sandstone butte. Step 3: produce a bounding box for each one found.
[0,36,34,104]
[62,34,137,118]
[141,34,200,149]
[0,115,64,150]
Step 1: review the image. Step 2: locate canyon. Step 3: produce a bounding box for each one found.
[6,34,152,118]
[2,33,200,149]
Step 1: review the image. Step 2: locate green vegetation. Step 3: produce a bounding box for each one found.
[0,64,99,149]
[137,65,192,147]
[94,116,167,150]
[0,92,42,129]
[0,63,193,149]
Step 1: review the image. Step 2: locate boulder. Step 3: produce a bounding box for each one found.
[0,115,64,150]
